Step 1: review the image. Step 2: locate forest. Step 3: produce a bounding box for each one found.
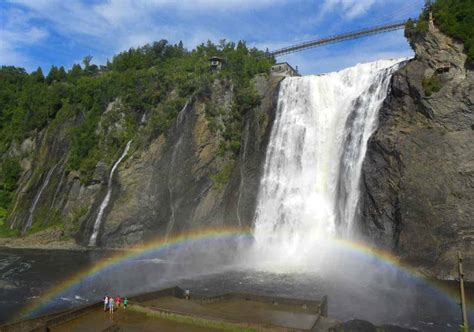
[0,40,274,230]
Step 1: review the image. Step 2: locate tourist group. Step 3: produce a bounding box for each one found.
[103,295,127,314]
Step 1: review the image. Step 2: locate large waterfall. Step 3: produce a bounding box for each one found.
[252,59,405,267]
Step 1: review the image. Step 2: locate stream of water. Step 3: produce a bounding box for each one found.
[89,140,132,246]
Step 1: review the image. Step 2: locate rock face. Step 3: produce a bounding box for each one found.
[360,26,474,280]
[7,75,283,247]
[95,75,282,246]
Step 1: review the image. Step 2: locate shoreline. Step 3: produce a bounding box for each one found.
[0,227,84,251]
[1,230,471,283]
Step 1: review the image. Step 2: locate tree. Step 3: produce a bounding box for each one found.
[46,66,59,84]
[31,67,45,83]
[82,55,93,68]
[57,66,67,81]
[68,64,82,81]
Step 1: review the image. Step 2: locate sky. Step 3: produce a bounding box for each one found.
[0,0,425,75]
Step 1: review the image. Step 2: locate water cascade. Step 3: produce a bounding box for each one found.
[165,100,189,238]
[252,59,405,268]
[22,164,59,234]
[89,140,132,246]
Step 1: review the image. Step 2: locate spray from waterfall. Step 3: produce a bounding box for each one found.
[22,164,59,234]
[251,59,405,269]
[89,140,132,246]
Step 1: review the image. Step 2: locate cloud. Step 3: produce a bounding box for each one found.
[0,7,49,68]
[6,0,281,65]
[2,0,418,73]
[321,0,376,20]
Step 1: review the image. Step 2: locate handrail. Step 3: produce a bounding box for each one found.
[262,20,412,58]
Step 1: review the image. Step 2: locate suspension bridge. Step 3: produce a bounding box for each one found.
[259,0,423,58]
[263,20,411,58]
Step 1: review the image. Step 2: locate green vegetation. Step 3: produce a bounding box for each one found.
[0,208,19,237]
[0,40,272,167]
[210,162,235,190]
[130,304,261,332]
[0,39,274,227]
[405,0,474,64]
[0,158,21,225]
[431,0,474,64]
[27,207,64,234]
[422,74,442,96]
[67,205,89,233]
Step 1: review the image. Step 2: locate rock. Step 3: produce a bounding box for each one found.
[361,26,474,280]
[329,320,417,332]
[0,280,18,290]
[330,319,377,332]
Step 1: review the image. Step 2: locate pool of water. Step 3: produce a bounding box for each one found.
[1,247,473,331]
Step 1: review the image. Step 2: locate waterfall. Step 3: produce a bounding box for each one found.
[252,59,405,265]
[88,140,132,246]
[165,101,189,238]
[22,164,58,234]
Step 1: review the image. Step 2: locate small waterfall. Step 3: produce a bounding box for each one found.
[252,59,405,265]
[88,140,132,246]
[22,164,58,234]
[165,101,189,238]
[236,122,250,228]
[49,162,66,210]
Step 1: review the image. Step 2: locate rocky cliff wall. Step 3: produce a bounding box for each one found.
[361,26,474,280]
[7,75,283,247]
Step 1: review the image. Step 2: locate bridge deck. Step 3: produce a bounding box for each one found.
[264,21,409,58]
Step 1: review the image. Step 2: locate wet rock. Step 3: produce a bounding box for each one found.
[0,280,18,290]
[330,319,377,332]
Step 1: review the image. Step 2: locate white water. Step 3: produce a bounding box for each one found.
[165,101,189,238]
[22,164,58,234]
[252,59,405,269]
[89,140,132,246]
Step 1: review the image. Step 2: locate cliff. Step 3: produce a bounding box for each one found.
[361,25,474,280]
[3,74,282,247]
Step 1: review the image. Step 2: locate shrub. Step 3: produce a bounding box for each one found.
[422,74,442,96]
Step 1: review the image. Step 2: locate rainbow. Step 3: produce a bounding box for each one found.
[18,226,470,320]
[20,226,253,319]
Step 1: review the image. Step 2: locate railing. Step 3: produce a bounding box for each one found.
[262,21,410,58]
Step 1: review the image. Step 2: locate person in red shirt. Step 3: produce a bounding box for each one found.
[116,296,121,308]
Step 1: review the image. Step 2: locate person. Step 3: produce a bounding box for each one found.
[116,295,121,308]
[109,296,115,314]
[185,289,190,300]
[103,296,109,312]
[123,297,128,310]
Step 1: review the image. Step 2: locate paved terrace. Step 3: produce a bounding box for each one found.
[1,286,338,331]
